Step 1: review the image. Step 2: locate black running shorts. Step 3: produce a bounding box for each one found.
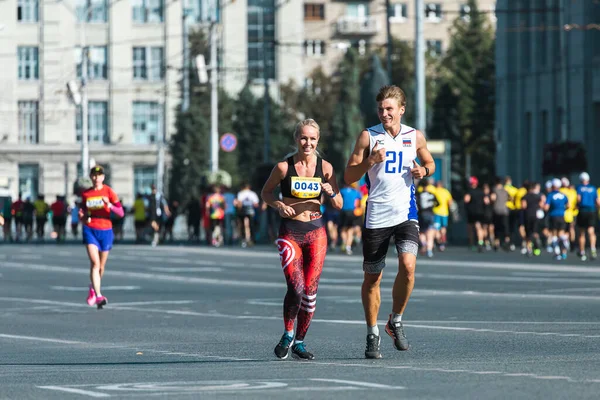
[362,220,420,274]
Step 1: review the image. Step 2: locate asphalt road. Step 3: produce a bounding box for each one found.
[1,243,599,399]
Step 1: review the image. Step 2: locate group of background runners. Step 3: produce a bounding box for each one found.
[459,174,599,261]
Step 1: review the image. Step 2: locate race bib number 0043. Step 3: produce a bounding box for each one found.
[290,177,322,199]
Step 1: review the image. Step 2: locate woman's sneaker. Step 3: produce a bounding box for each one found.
[274,333,293,359]
[96,296,108,309]
[86,285,96,306]
[291,342,314,360]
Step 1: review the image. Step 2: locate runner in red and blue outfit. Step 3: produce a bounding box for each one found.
[79,165,124,308]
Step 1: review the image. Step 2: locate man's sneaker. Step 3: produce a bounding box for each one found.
[86,285,96,306]
[365,334,382,359]
[274,333,293,359]
[385,315,409,351]
[291,342,314,360]
[96,295,108,309]
[591,250,598,260]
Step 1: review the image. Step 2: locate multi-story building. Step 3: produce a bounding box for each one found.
[495,0,600,183]
[0,0,182,204]
[219,0,496,97]
[301,0,496,79]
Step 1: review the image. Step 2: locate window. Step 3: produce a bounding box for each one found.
[459,4,470,21]
[132,47,164,80]
[346,3,368,19]
[19,164,39,200]
[133,101,162,144]
[18,47,39,80]
[76,101,108,143]
[426,40,442,57]
[537,0,547,66]
[18,101,38,144]
[520,1,530,70]
[389,3,407,22]
[304,40,325,56]
[17,0,38,22]
[555,108,563,142]
[189,0,210,22]
[304,3,324,20]
[75,0,107,22]
[541,110,548,144]
[248,0,275,80]
[425,3,441,22]
[75,46,108,79]
[132,0,164,23]
[134,166,157,195]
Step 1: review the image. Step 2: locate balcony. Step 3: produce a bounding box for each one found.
[336,16,379,35]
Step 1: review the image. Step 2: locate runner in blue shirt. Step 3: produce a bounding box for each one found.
[339,183,363,255]
[576,172,599,260]
[545,178,570,260]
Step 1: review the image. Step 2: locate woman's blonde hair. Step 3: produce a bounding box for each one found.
[294,118,320,139]
[284,118,321,159]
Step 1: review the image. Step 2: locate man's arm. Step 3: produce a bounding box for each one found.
[344,130,385,184]
[413,130,435,179]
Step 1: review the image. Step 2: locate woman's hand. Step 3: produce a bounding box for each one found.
[320,182,334,197]
[278,204,296,218]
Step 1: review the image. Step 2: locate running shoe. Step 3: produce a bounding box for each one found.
[365,334,382,359]
[591,250,598,260]
[291,342,314,360]
[96,295,108,308]
[385,314,409,351]
[274,333,293,359]
[86,284,96,306]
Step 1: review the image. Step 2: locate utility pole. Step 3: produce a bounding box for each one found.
[182,6,190,113]
[80,15,89,177]
[415,0,426,132]
[262,0,270,164]
[209,0,219,173]
[156,99,165,193]
[385,0,392,82]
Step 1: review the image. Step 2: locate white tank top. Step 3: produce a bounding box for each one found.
[364,123,418,229]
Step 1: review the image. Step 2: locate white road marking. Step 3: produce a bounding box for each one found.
[5,261,600,301]
[311,378,404,389]
[2,297,598,339]
[51,286,141,291]
[148,267,223,273]
[310,361,587,384]
[0,334,84,344]
[114,300,194,306]
[37,386,110,398]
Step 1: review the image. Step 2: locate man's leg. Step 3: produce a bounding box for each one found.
[362,271,383,327]
[392,253,417,315]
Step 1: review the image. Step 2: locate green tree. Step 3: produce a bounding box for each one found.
[169,28,239,202]
[329,49,364,175]
[360,55,390,127]
[428,0,495,193]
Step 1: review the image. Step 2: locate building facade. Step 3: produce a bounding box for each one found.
[495,0,600,184]
[0,0,182,205]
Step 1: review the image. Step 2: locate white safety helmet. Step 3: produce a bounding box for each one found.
[561,177,570,187]
[579,172,590,182]
[545,180,553,191]
[552,178,562,189]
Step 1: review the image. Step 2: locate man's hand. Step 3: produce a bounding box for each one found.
[411,160,426,179]
[368,142,386,166]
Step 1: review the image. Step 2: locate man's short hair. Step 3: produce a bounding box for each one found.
[376,85,407,107]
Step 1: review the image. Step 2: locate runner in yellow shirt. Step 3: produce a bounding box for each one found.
[503,176,518,251]
[513,181,528,253]
[433,181,453,251]
[560,177,578,251]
